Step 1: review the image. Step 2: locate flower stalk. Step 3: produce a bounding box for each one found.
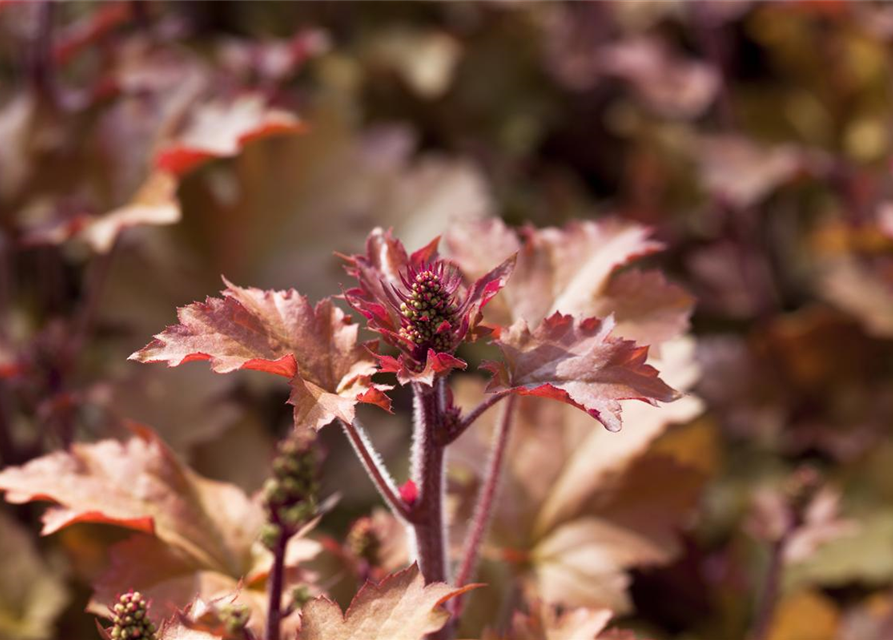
[261,434,319,640]
[410,383,449,586]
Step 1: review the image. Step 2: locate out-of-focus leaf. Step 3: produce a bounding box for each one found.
[489,601,613,640]
[22,171,180,253]
[482,313,679,433]
[766,590,839,640]
[155,95,306,177]
[786,511,893,589]
[89,366,241,455]
[600,36,719,119]
[301,564,476,640]
[0,511,69,640]
[366,29,462,99]
[695,136,823,209]
[0,426,261,572]
[820,258,893,338]
[129,282,390,429]
[445,219,691,346]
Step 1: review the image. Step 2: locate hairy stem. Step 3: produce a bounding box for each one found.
[410,384,448,586]
[265,530,288,640]
[339,418,411,521]
[452,395,517,614]
[445,391,509,445]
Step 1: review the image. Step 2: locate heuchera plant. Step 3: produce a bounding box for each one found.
[122,223,680,640]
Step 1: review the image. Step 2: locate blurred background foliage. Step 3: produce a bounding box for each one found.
[2,2,893,639]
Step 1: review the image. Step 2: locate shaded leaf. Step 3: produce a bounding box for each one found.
[451,341,703,612]
[0,511,69,640]
[445,219,690,346]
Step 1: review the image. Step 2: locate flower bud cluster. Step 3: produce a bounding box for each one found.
[398,268,457,353]
[261,435,318,548]
[347,516,381,567]
[218,603,250,636]
[109,592,156,640]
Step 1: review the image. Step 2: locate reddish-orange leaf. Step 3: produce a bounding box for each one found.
[130,280,390,430]
[155,95,306,176]
[0,426,263,578]
[481,313,679,432]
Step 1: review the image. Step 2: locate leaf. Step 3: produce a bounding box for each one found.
[155,94,306,176]
[695,135,821,209]
[0,510,69,640]
[22,171,181,253]
[766,590,839,640]
[0,426,262,576]
[89,532,317,638]
[481,313,679,432]
[444,219,690,345]
[450,342,703,613]
[129,280,390,430]
[504,602,613,640]
[0,425,319,635]
[88,365,241,454]
[301,564,476,640]
[820,257,893,338]
[600,36,719,119]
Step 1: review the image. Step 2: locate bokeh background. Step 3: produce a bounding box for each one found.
[2,2,893,639]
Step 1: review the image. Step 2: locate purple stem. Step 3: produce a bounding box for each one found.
[410,384,448,586]
[452,395,517,614]
[265,530,288,640]
[339,418,411,521]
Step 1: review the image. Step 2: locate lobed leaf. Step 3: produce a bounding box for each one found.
[445,218,692,347]
[130,280,390,430]
[482,313,679,432]
[0,425,262,576]
[301,564,477,640]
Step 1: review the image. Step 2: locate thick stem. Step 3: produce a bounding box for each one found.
[750,532,790,640]
[410,384,448,586]
[452,395,517,615]
[339,418,411,521]
[265,530,288,640]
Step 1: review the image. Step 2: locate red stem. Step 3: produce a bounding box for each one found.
[339,418,411,521]
[410,384,448,586]
[265,530,288,640]
[452,395,517,615]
